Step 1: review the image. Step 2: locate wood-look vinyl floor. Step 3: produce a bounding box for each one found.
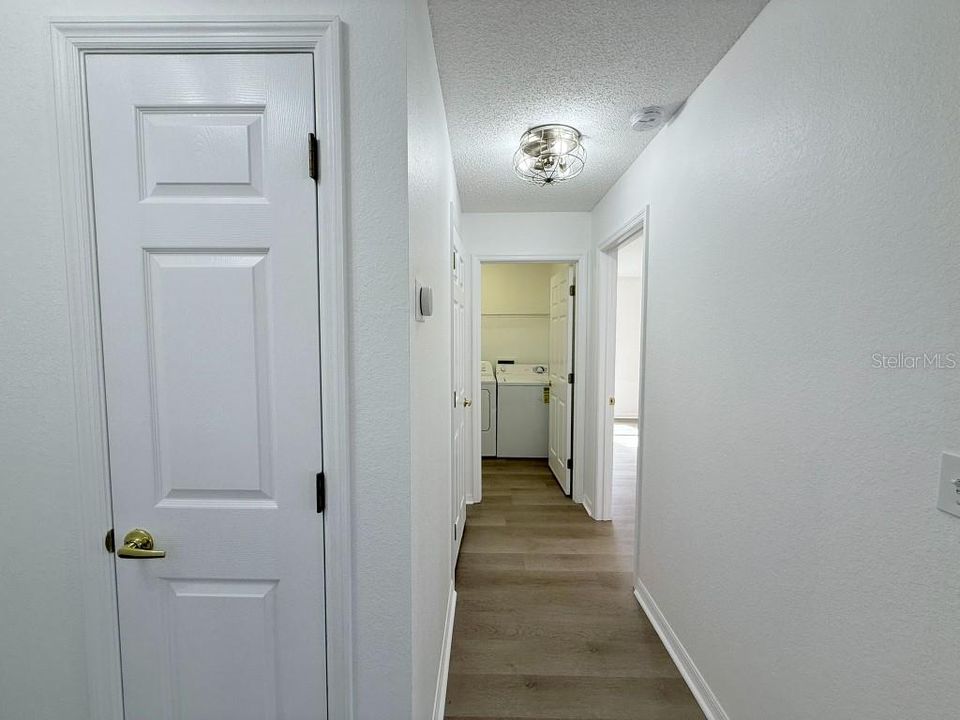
[445,422,704,720]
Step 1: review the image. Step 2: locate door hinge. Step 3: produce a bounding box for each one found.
[566,458,573,470]
[308,132,319,181]
[568,372,574,384]
[569,284,576,297]
[453,523,458,541]
[316,472,325,513]
[104,528,115,554]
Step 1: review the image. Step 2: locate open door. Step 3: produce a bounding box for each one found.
[548,266,575,494]
[451,223,469,566]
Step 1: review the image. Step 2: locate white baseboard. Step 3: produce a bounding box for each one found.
[432,580,457,720]
[633,580,728,720]
[581,495,596,519]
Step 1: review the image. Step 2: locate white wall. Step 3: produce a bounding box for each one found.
[462,211,590,257]
[0,2,412,718]
[614,277,643,418]
[407,0,461,716]
[591,1,960,717]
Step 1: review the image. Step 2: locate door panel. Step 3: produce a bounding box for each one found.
[86,53,326,719]
[548,267,575,494]
[147,251,275,505]
[139,109,265,199]
[163,579,280,719]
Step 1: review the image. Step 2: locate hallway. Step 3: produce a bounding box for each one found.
[445,423,704,719]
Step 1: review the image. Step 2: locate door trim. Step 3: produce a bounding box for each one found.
[469,254,589,507]
[450,206,468,568]
[595,206,649,524]
[50,18,352,719]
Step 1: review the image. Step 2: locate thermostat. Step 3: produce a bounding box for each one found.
[415,281,433,322]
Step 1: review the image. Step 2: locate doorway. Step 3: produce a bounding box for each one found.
[609,237,646,555]
[611,238,646,495]
[52,19,350,719]
[596,208,648,524]
[475,260,577,498]
[92,50,327,719]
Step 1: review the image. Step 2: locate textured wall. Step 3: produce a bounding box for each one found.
[0,2,411,718]
[592,0,960,717]
[0,5,88,715]
[407,0,461,715]
[462,212,591,258]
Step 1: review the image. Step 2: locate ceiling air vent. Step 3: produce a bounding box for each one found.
[630,106,664,132]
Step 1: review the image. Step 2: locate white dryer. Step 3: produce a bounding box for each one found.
[480,361,497,457]
[495,363,550,458]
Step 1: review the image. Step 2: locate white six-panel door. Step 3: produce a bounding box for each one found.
[548,267,575,494]
[86,53,327,719]
[451,227,468,566]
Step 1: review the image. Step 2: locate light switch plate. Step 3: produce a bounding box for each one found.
[937,452,960,518]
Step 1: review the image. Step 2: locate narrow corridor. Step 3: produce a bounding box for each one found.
[445,424,704,719]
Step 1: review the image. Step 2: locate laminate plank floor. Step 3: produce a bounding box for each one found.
[445,423,704,720]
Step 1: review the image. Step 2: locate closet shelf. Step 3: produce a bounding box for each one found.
[481,312,549,317]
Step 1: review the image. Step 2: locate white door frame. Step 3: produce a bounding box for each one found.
[469,253,589,506]
[594,206,649,523]
[50,18,352,719]
[450,208,468,566]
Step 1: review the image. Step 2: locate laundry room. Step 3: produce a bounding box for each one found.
[479,261,575,491]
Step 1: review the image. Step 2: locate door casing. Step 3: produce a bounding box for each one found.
[469,254,589,508]
[50,18,351,720]
[595,206,649,526]
[450,212,469,567]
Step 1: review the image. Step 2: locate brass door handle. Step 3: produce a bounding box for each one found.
[463,398,472,407]
[117,528,166,559]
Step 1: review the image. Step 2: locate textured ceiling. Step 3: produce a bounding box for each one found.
[428,0,770,212]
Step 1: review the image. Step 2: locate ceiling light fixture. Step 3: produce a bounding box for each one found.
[513,124,586,186]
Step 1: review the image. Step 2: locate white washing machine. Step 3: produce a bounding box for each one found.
[480,360,497,457]
[495,363,550,458]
